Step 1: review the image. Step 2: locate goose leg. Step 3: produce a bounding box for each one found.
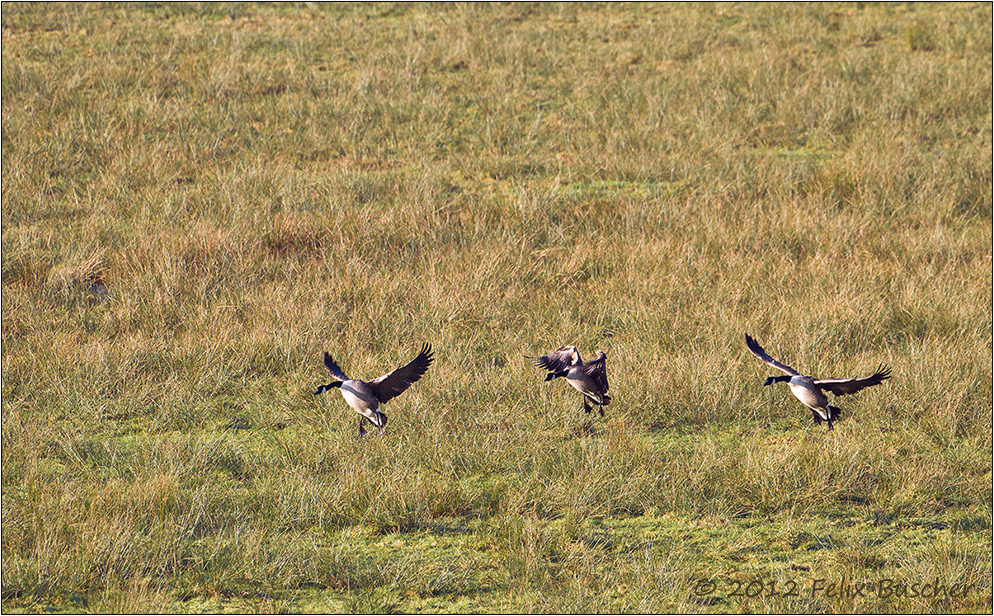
[819,407,835,430]
[598,402,604,418]
[358,417,367,437]
[827,405,841,430]
[582,398,591,414]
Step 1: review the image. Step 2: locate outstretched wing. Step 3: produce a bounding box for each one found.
[367,343,434,404]
[814,365,892,396]
[531,346,581,372]
[745,334,799,376]
[323,352,350,380]
[580,353,609,393]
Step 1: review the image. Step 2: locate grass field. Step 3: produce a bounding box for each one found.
[2,3,992,613]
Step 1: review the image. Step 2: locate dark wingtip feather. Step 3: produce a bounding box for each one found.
[745,333,759,353]
[528,354,551,369]
[745,333,767,359]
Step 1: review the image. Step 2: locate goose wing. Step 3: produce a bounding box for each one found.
[814,365,892,396]
[367,343,434,404]
[531,346,581,372]
[323,352,350,380]
[580,353,609,393]
[745,334,800,376]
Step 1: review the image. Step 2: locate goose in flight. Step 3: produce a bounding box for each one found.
[532,346,611,416]
[745,334,890,430]
[314,343,433,436]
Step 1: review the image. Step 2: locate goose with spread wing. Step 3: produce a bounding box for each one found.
[532,346,611,417]
[745,334,890,430]
[314,343,433,436]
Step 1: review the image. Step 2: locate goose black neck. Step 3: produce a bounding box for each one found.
[314,380,344,395]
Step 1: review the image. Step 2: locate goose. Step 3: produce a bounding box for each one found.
[314,343,433,436]
[532,346,611,416]
[745,334,890,430]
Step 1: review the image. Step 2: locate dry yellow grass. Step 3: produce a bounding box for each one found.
[2,3,991,613]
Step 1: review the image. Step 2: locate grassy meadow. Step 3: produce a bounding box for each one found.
[2,3,992,613]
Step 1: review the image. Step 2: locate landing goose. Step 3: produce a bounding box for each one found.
[314,343,433,436]
[532,346,611,416]
[745,334,890,430]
